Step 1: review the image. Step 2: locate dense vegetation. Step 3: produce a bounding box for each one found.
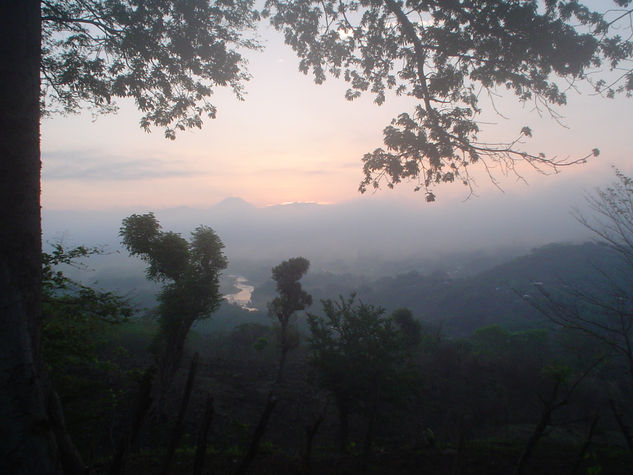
[44,233,633,474]
[4,2,632,472]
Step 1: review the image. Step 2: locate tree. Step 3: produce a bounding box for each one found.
[41,0,260,139]
[268,256,312,383]
[233,258,312,475]
[514,363,598,475]
[41,244,133,471]
[42,244,133,383]
[264,0,632,200]
[1,2,57,473]
[307,294,418,455]
[575,169,633,270]
[530,170,633,451]
[2,2,258,471]
[2,1,631,471]
[120,212,227,413]
[392,307,422,348]
[535,171,633,385]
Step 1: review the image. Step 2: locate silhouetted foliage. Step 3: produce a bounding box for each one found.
[576,169,633,269]
[5,2,633,472]
[307,294,417,454]
[264,0,632,197]
[41,0,260,138]
[536,174,633,373]
[42,243,133,386]
[35,244,633,473]
[3,3,261,464]
[531,171,633,452]
[120,212,227,409]
[41,244,137,470]
[268,256,312,382]
[392,307,422,348]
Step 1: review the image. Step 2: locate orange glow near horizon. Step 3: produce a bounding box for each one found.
[40,27,632,212]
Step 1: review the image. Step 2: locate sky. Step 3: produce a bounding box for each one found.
[41,19,632,220]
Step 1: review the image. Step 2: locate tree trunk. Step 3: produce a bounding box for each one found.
[303,414,324,475]
[109,367,155,475]
[235,392,278,475]
[336,399,350,456]
[0,1,59,473]
[276,319,290,384]
[609,398,633,454]
[47,390,88,474]
[193,393,214,475]
[161,353,199,475]
[362,385,380,464]
[276,346,288,384]
[154,317,195,418]
[514,408,552,475]
[569,412,599,475]
[514,381,561,475]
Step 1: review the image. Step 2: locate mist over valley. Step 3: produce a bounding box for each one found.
[42,186,610,337]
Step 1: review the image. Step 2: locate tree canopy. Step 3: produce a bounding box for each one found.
[3,2,633,467]
[42,244,132,381]
[39,1,633,196]
[264,0,633,199]
[269,256,313,327]
[41,0,260,139]
[533,171,633,387]
[120,213,227,408]
[120,212,227,323]
[307,294,418,453]
[268,257,312,382]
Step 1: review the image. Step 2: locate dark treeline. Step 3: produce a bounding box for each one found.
[5,2,632,472]
[45,229,633,473]
[76,241,623,336]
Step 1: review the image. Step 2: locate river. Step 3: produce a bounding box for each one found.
[225,275,258,312]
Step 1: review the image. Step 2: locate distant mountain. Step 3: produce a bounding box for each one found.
[249,242,623,337]
[54,229,625,338]
[43,188,594,277]
[213,196,256,212]
[370,242,624,335]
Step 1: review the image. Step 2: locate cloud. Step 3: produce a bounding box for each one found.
[250,159,361,177]
[43,150,202,181]
[303,169,332,176]
[248,166,336,176]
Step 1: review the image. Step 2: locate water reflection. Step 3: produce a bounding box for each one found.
[225,275,258,312]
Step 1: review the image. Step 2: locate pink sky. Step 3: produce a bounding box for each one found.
[40,24,632,211]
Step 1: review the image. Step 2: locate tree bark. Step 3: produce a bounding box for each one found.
[193,393,214,475]
[276,346,289,384]
[235,392,278,475]
[47,390,88,475]
[154,317,195,418]
[514,381,562,475]
[303,414,324,475]
[570,412,599,475]
[161,352,199,475]
[109,367,155,475]
[609,398,633,454]
[0,1,59,473]
[336,399,350,456]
